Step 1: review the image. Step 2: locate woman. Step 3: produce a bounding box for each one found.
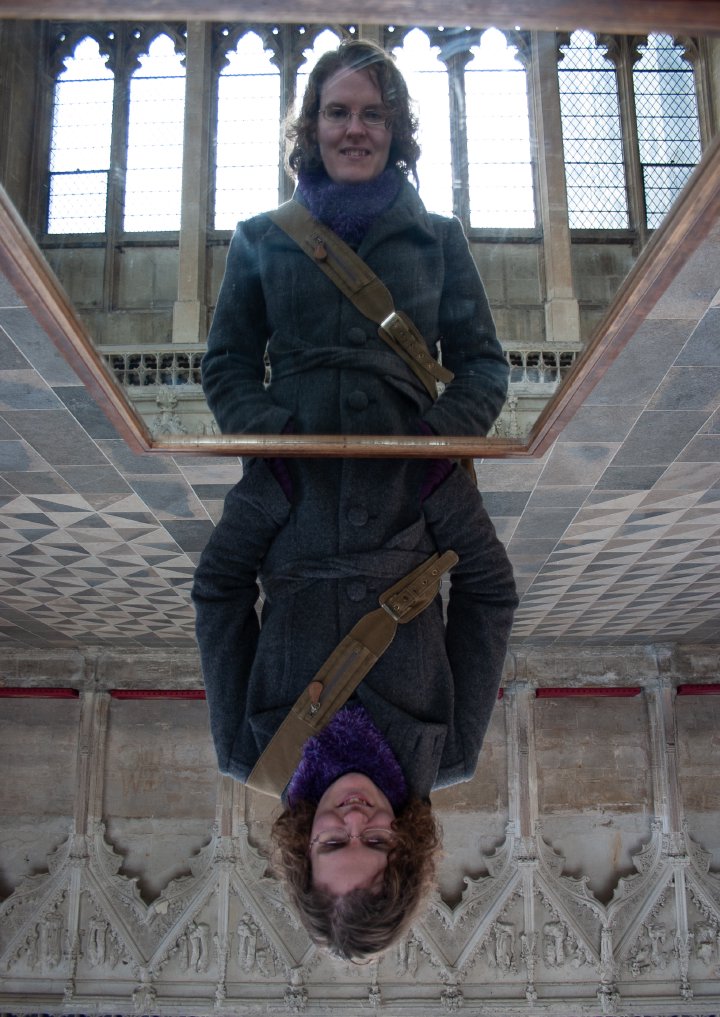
[194,40,517,959]
[201,38,509,440]
[192,458,517,959]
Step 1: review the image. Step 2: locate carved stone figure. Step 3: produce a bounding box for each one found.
[237,912,258,971]
[284,967,307,1014]
[493,920,515,972]
[21,927,40,970]
[151,387,187,437]
[397,934,419,977]
[647,921,667,967]
[187,921,210,973]
[694,921,718,965]
[87,915,108,968]
[39,910,64,969]
[440,985,463,1011]
[543,920,566,967]
[629,922,668,975]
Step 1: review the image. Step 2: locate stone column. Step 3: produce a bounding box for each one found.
[693,37,720,147]
[173,21,212,343]
[357,25,383,47]
[505,681,538,842]
[608,35,649,247]
[442,47,471,230]
[528,31,580,343]
[644,676,684,837]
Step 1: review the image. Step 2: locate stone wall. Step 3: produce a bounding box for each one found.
[1,646,719,1014]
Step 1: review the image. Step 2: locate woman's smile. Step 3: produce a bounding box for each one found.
[316,69,392,184]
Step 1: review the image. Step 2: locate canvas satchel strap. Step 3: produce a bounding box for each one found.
[267,201,454,397]
[245,549,458,798]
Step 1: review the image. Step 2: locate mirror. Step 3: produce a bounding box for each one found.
[1,2,720,459]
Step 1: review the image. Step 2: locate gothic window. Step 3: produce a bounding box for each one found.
[296,27,344,107]
[633,32,701,228]
[391,28,453,217]
[215,31,281,229]
[465,28,534,228]
[47,35,114,234]
[124,32,186,231]
[42,22,706,243]
[558,30,628,229]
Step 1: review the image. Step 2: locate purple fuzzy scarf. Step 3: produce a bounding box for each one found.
[286,704,408,810]
[297,166,402,247]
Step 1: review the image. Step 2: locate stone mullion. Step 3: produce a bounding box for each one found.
[673,859,693,1000]
[210,774,234,1005]
[103,27,132,315]
[279,25,299,204]
[172,21,212,343]
[357,25,383,47]
[1,21,51,230]
[612,36,648,247]
[63,691,110,1002]
[698,36,720,140]
[644,676,695,999]
[692,37,719,148]
[443,49,471,230]
[528,31,580,344]
[644,676,684,839]
[505,682,538,842]
[74,690,111,837]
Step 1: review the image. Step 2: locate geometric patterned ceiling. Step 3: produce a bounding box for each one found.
[1,221,719,654]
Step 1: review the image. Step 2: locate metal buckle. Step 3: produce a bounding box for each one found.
[379,311,404,337]
[381,599,404,623]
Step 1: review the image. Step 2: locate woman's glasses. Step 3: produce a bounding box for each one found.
[309,828,396,853]
[319,105,393,129]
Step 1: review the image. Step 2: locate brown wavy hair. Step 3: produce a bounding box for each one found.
[271,797,441,961]
[286,39,420,185]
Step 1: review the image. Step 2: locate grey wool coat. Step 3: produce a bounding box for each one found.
[195,177,517,798]
[201,177,509,440]
[191,461,519,800]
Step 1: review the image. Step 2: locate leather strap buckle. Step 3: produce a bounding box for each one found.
[379,549,458,624]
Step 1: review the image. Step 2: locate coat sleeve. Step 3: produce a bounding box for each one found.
[191,462,292,778]
[201,218,293,436]
[423,216,510,437]
[421,467,518,787]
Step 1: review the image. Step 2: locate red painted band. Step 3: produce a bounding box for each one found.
[536,687,642,698]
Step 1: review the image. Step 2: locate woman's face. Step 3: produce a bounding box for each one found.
[316,68,393,185]
[309,773,395,895]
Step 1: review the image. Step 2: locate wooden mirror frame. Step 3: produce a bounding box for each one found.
[2,0,720,458]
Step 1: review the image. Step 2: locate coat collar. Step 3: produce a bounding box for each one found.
[358,177,439,256]
[280,177,439,256]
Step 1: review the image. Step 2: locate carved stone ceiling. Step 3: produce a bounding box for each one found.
[0,224,719,658]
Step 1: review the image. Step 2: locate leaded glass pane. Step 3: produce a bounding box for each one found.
[215,32,281,228]
[124,33,185,231]
[634,33,701,228]
[296,27,343,107]
[559,30,628,229]
[47,36,113,233]
[392,28,452,217]
[466,28,534,228]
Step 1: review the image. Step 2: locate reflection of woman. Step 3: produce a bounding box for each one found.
[192,460,517,959]
[194,40,517,960]
[202,39,508,440]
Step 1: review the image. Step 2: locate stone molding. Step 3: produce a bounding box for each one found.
[0,642,718,691]
[1,818,719,1014]
[1,667,720,1013]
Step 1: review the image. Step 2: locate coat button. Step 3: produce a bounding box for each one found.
[347,506,369,527]
[347,327,367,346]
[346,580,367,602]
[347,390,369,410]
